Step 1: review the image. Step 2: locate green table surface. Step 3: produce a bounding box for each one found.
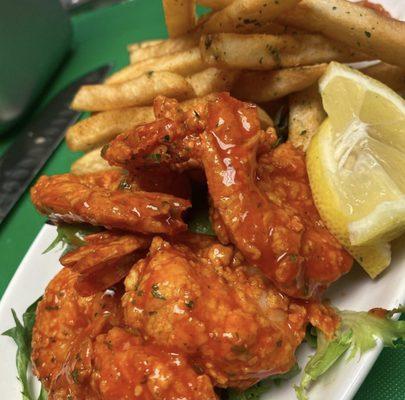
[0,1,403,398]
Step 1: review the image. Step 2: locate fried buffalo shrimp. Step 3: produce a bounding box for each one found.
[31,268,122,391]
[102,95,207,172]
[103,95,274,173]
[201,93,352,299]
[60,231,150,296]
[75,167,191,199]
[122,236,309,389]
[31,172,190,235]
[91,327,217,400]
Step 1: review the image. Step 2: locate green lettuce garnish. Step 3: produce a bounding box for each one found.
[187,183,216,237]
[295,306,405,400]
[2,299,48,400]
[43,223,101,255]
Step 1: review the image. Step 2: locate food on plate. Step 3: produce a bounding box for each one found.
[128,32,199,63]
[187,67,239,96]
[66,106,155,152]
[232,64,327,102]
[5,1,405,400]
[200,94,352,298]
[361,62,405,92]
[70,147,117,175]
[31,170,191,235]
[307,62,405,278]
[107,47,205,84]
[201,0,301,33]
[200,33,370,70]
[71,71,195,111]
[122,235,338,388]
[197,0,232,10]
[162,0,197,38]
[288,84,325,151]
[59,231,150,295]
[277,0,405,67]
[31,268,123,392]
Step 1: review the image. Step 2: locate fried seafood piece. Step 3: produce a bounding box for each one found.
[103,95,275,172]
[31,172,190,235]
[91,327,217,400]
[103,95,207,171]
[60,231,150,296]
[201,93,352,299]
[31,268,122,391]
[122,236,311,389]
[76,167,191,199]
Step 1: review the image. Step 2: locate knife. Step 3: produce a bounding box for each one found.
[0,64,112,224]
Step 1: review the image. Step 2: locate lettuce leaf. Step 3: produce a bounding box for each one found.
[187,183,216,236]
[2,298,48,400]
[43,223,101,255]
[295,306,405,400]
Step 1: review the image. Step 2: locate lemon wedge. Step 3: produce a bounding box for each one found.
[306,62,405,278]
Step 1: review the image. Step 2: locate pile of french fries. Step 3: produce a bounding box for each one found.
[68,0,405,174]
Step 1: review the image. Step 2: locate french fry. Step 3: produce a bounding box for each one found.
[71,147,119,175]
[107,47,205,84]
[68,94,217,152]
[232,64,327,103]
[127,39,164,53]
[66,107,155,152]
[288,84,326,151]
[202,0,300,33]
[163,0,197,38]
[187,67,239,96]
[278,0,405,68]
[129,32,199,63]
[362,62,405,92]
[196,0,232,9]
[71,71,195,112]
[200,33,369,70]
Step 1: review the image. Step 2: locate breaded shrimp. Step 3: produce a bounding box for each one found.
[31,173,190,235]
[91,327,217,399]
[31,268,122,391]
[201,93,352,298]
[60,231,150,296]
[122,236,309,389]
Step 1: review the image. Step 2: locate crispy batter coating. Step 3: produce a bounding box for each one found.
[32,268,122,391]
[91,327,217,400]
[60,231,150,296]
[122,236,309,389]
[31,172,190,235]
[201,93,352,298]
[103,96,206,171]
[103,95,274,173]
[74,168,191,199]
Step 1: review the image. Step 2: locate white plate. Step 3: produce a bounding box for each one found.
[0,1,404,399]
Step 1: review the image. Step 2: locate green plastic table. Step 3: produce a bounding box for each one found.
[0,1,403,398]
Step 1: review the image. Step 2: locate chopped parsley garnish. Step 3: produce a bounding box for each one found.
[185,300,195,309]
[151,284,166,300]
[143,153,162,162]
[204,35,213,50]
[71,369,79,384]
[119,179,132,190]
